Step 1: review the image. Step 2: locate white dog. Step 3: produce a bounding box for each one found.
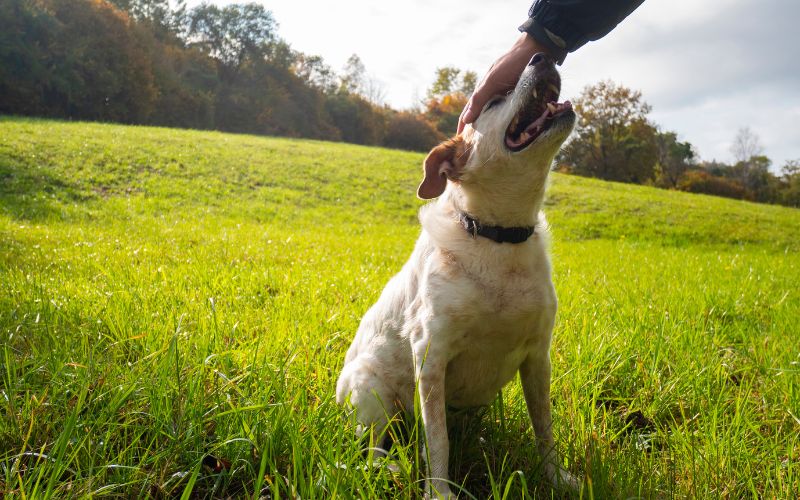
[336,53,578,497]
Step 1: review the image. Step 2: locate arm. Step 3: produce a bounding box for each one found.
[519,0,646,64]
[458,0,645,133]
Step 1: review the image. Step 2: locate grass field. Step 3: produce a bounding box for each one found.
[1,116,798,498]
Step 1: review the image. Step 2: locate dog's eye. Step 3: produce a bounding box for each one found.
[485,97,504,111]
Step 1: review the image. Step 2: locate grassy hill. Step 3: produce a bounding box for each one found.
[1,117,798,498]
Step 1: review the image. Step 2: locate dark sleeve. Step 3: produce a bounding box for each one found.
[519,0,645,64]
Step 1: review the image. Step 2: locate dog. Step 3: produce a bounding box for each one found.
[336,53,578,497]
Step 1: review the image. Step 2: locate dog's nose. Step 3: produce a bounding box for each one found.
[528,52,547,66]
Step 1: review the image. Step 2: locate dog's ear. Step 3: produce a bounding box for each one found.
[417,136,470,200]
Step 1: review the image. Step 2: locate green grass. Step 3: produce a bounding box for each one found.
[1,116,798,498]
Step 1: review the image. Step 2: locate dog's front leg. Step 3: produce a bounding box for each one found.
[413,335,452,498]
[519,353,579,491]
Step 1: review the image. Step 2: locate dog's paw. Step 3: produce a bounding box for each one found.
[544,463,581,492]
[424,480,454,499]
[423,491,454,500]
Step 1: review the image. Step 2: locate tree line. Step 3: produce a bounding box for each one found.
[1,0,797,207]
[0,0,449,151]
[555,80,800,207]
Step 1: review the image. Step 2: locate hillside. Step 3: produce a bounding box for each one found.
[1,117,798,497]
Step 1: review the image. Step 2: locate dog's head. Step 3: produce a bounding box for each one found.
[418,54,575,208]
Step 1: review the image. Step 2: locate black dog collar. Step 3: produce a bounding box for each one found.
[458,213,535,244]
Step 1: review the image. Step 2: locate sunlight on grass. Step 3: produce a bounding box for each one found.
[1,117,798,497]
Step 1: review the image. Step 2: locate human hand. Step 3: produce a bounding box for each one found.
[457,33,550,134]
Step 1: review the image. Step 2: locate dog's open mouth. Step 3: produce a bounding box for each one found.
[504,100,573,152]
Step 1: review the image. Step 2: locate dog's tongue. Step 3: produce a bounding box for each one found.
[505,101,572,149]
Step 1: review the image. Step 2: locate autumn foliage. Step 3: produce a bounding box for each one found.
[0,0,443,151]
[557,81,799,207]
[2,1,798,207]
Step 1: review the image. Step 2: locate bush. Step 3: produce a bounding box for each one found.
[0,0,158,122]
[677,170,747,200]
[383,112,442,152]
[324,92,386,145]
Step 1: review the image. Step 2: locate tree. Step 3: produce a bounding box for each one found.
[0,0,365,143]
[655,131,695,188]
[148,42,218,129]
[558,80,658,183]
[188,3,276,67]
[362,77,387,106]
[423,67,477,136]
[325,91,385,145]
[677,170,747,200]
[0,0,56,115]
[730,127,764,164]
[734,154,778,202]
[461,71,477,96]
[424,93,466,137]
[780,159,800,207]
[340,54,366,94]
[427,67,461,100]
[426,67,477,100]
[728,126,768,191]
[698,159,736,179]
[293,53,337,93]
[384,111,443,151]
[108,0,182,37]
[336,54,385,105]
[11,0,159,122]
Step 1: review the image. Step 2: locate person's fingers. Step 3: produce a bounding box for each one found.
[457,98,470,133]
[456,33,540,133]
[458,63,498,133]
[458,78,501,132]
[458,99,477,131]
[458,100,478,134]
[457,109,466,134]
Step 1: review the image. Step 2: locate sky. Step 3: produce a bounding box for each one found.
[188,0,799,168]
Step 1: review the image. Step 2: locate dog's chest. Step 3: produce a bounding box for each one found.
[434,250,556,407]
[441,244,554,321]
[443,309,548,407]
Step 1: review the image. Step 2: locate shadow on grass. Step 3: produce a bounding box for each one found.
[0,155,82,221]
[375,404,662,499]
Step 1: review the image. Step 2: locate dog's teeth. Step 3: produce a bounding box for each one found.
[547,103,557,114]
